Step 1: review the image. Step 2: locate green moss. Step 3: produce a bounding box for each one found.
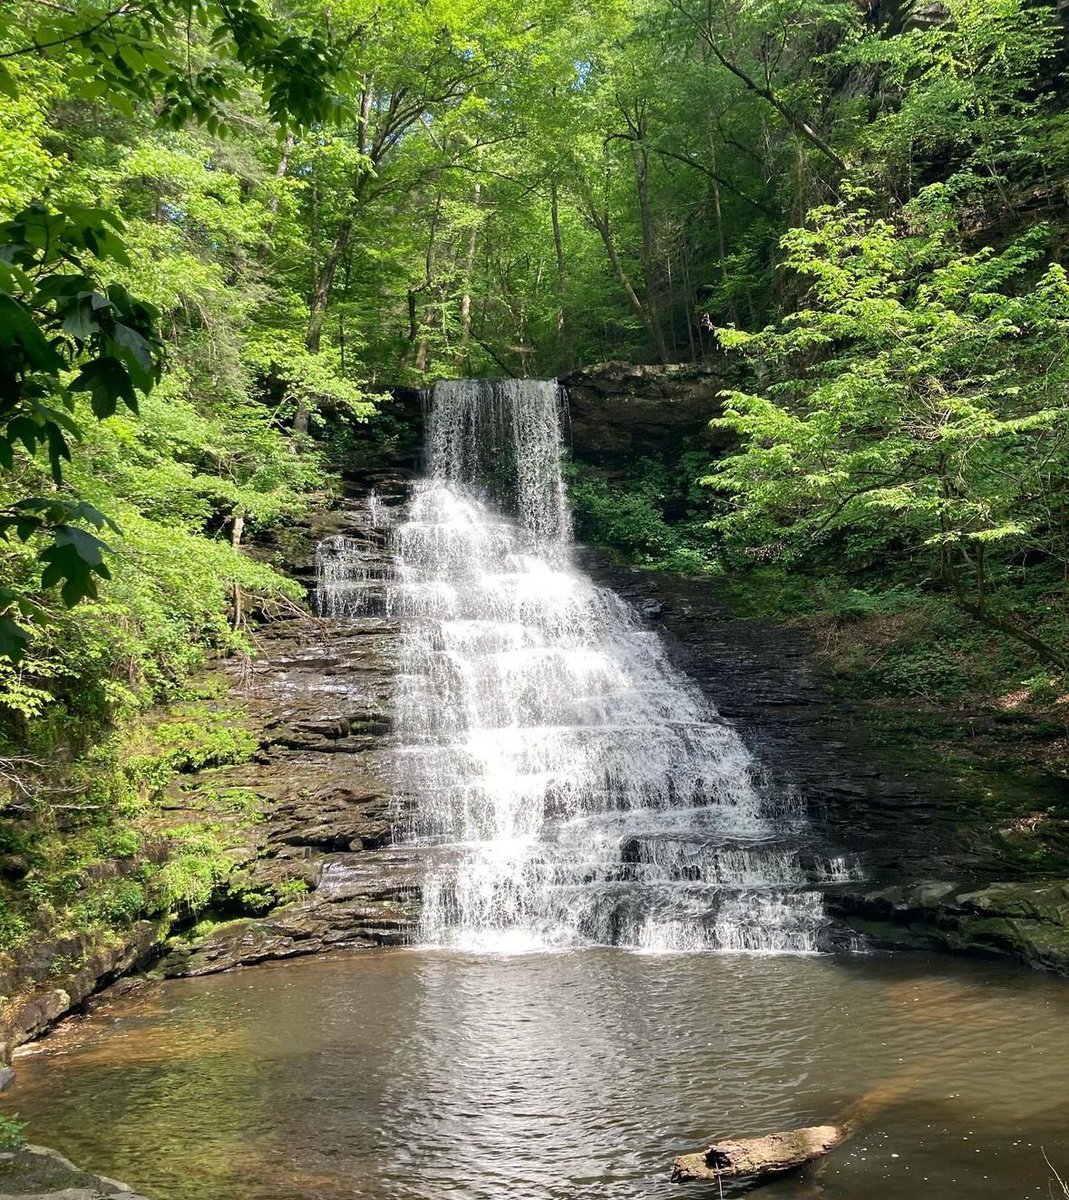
[152,714,257,773]
[0,693,264,956]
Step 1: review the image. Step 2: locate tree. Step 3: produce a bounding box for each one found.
[0,0,340,658]
[710,188,1069,668]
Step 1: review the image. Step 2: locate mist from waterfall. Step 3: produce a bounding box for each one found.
[384,379,852,952]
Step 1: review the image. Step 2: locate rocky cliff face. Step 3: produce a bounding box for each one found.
[578,553,969,881]
[561,362,1069,974]
[561,361,736,467]
[156,470,421,977]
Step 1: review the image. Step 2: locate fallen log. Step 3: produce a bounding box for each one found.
[672,1057,939,1184]
[671,1124,846,1183]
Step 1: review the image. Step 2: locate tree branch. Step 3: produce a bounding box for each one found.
[666,0,846,171]
[649,145,778,215]
[0,2,138,59]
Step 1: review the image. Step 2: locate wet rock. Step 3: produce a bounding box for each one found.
[578,553,966,880]
[155,874,420,977]
[0,483,412,1043]
[0,1144,150,1199]
[0,921,166,1054]
[828,879,1069,974]
[153,484,419,977]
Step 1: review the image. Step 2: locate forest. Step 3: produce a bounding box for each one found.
[0,0,1067,957]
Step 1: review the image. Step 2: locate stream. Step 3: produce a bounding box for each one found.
[12,946,1069,1199]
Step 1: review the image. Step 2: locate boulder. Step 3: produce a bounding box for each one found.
[827,878,1069,974]
[0,1144,150,1199]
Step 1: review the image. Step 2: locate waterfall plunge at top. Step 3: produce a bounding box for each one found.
[387,379,851,953]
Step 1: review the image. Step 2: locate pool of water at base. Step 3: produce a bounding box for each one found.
[9,948,1069,1200]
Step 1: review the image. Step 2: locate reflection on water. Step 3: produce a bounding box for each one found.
[9,949,1069,1199]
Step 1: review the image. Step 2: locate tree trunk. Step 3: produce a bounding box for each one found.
[586,203,668,362]
[412,194,443,373]
[550,180,567,352]
[230,514,245,630]
[306,216,353,354]
[259,132,294,261]
[455,177,482,372]
[706,129,738,326]
[629,134,666,360]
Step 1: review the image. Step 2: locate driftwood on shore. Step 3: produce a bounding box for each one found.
[671,1125,846,1183]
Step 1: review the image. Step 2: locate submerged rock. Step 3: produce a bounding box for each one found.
[0,1144,150,1199]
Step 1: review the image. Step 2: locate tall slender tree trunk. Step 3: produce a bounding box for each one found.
[259,132,294,261]
[706,129,738,326]
[629,137,666,360]
[412,194,443,373]
[455,176,482,372]
[550,180,568,356]
[587,204,668,362]
[230,514,245,629]
[681,244,697,362]
[306,216,353,355]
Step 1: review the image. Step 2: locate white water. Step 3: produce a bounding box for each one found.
[314,496,393,618]
[330,379,860,952]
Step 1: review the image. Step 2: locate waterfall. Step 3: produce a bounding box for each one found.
[378,378,855,952]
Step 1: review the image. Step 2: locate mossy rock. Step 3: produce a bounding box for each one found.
[0,1143,150,1198]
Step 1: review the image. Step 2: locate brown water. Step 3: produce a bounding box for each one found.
[10,948,1069,1199]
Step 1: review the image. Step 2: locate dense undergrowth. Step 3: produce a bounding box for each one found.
[0,685,271,955]
[572,451,1069,717]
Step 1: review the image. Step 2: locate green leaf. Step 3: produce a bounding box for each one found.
[69,356,136,418]
[111,324,157,390]
[39,526,112,607]
[0,615,29,664]
[0,294,65,373]
[0,65,18,102]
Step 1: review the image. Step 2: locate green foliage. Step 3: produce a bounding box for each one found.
[569,465,683,565]
[710,187,1069,668]
[567,455,723,572]
[152,716,256,773]
[0,1,342,134]
[0,0,341,660]
[0,1112,26,1150]
[0,202,165,658]
[0,899,29,951]
[150,823,235,914]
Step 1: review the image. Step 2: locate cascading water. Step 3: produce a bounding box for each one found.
[382,378,857,952]
[314,496,394,618]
